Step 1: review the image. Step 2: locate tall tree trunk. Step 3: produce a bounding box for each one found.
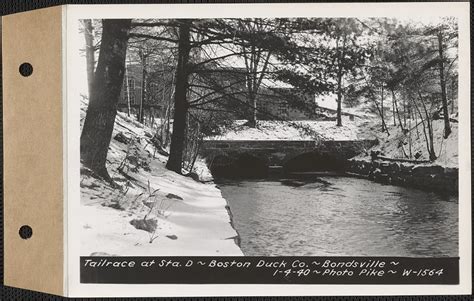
[139,51,147,123]
[391,89,404,131]
[336,71,343,126]
[80,19,131,180]
[248,93,257,127]
[247,44,258,127]
[437,31,451,138]
[392,91,396,126]
[450,77,455,112]
[164,71,176,146]
[403,97,407,128]
[411,96,431,161]
[372,98,389,135]
[416,90,437,161]
[408,108,412,158]
[166,20,191,174]
[414,104,419,138]
[335,35,346,127]
[380,84,385,132]
[242,38,272,128]
[363,77,389,135]
[125,60,131,117]
[83,19,95,98]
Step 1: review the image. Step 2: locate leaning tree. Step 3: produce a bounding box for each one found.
[80,19,132,180]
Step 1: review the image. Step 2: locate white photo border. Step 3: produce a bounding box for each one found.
[65,2,471,297]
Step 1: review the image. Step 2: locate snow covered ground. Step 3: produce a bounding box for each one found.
[79,90,458,256]
[80,98,243,256]
[353,119,458,168]
[206,117,371,141]
[315,94,376,117]
[205,112,458,168]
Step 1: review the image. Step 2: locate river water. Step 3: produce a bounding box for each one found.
[217,176,458,257]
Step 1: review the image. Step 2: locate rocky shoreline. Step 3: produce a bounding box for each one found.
[346,158,458,195]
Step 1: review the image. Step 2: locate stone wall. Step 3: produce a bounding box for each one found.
[347,159,458,194]
[201,139,378,167]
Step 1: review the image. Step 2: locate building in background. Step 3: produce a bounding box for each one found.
[118,63,174,122]
[119,63,322,122]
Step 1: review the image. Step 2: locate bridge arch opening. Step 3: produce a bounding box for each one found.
[208,153,269,178]
[234,153,269,177]
[283,152,346,172]
[208,155,233,178]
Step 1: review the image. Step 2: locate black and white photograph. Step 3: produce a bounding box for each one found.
[1,1,471,298]
[62,4,471,295]
[78,14,460,257]
[0,0,465,298]
[79,13,458,257]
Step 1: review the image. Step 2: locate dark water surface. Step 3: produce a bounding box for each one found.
[217,176,458,257]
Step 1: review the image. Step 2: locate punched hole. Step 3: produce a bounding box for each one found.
[19,63,33,77]
[19,225,33,239]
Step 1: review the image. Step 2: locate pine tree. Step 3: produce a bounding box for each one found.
[165,20,192,173]
[80,19,131,180]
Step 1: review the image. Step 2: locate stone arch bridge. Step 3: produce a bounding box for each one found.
[200,139,378,173]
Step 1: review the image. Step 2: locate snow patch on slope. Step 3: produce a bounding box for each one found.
[80,98,242,256]
[207,117,371,141]
[353,119,458,168]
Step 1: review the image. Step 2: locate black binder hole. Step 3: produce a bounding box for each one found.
[19,225,33,239]
[19,63,33,77]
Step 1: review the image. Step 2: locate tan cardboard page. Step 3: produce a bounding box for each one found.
[3,6,64,296]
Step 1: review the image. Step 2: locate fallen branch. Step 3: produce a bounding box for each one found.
[375,155,431,164]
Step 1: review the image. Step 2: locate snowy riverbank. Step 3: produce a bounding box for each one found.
[347,119,459,193]
[206,117,372,141]
[206,117,458,170]
[352,119,458,168]
[80,99,243,256]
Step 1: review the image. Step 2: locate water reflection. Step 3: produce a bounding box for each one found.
[217,176,458,257]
